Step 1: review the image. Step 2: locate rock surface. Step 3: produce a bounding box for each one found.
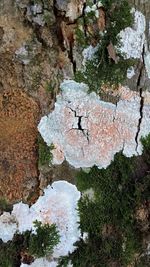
[0,88,39,202]
[38,80,150,169]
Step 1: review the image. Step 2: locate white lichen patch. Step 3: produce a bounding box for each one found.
[127,66,135,79]
[144,50,150,79]
[15,46,30,65]
[38,80,150,169]
[0,212,17,242]
[82,188,95,202]
[0,181,81,258]
[118,10,146,59]
[85,1,103,14]
[20,259,73,267]
[20,259,57,267]
[82,45,99,66]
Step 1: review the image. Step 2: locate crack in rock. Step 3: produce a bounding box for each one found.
[38,80,150,169]
[135,88,144,152]
[135,45,145,153]
[68,107,90,143]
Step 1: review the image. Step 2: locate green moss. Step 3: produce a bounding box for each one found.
[0,221,60,266]
[0,198,12,213]
[141,134,150,164]
[38,135,54,167]
[0,235,24,267]
[58,135,150,266]
[43,10,55,26]
[75,52,134,93]
[75,0,134,93]
[45,81,55,93]
[27,221,60,258]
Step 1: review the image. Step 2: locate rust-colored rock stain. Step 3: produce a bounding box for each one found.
[0,88,40,203]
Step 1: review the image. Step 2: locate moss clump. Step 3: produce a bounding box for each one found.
[58,134,150,267]
[45,81,55,93]
[75,53,134,93]
[0,235,24,267]
[26,221,60,258]
[141,134,150,164]
[0,221,60,266]
[0,198,12,213]
[75,0,134,93]
[38,135,54,167]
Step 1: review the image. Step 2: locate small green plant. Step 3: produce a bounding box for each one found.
[43,10,55,26]
[58,134,150,266]
[45,81,55,93]
[27,221,60,258]
[141,134,150,164]
[0,198,12,213]
[75,0,134,93]
[0,234,24,267]
[38,135,54,167]
[0,221,60,266]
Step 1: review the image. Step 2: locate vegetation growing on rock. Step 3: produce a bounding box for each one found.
[25,221,60,258]
[58,134,150,267]
[0,198,13,214]
[38,134,54,167]
[0,221,60,267]
[75,0,134,93]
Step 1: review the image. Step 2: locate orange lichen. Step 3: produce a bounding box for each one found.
[0,88,40,202]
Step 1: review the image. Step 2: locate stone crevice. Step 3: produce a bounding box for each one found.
[135,45,145,152]
[135,87,144,152]
[68,106,90,143]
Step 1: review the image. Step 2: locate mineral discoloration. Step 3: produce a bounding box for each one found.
[38,80,150,169]
[0,88,39,202]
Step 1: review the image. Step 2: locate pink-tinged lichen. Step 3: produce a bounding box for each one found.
[0,181,81,258]
[38,80,150,169]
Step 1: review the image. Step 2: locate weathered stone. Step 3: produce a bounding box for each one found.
[0,88,39,202]
[15,39,42,65]
[55,0,70,11]
[55,0,85,21]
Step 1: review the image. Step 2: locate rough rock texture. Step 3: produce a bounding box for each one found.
[0,181,81,258]
[55,0,85,22]
[0,0,150,201]
[0,0,66,202]
[38,80,150,169]
[0,88,39,202]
